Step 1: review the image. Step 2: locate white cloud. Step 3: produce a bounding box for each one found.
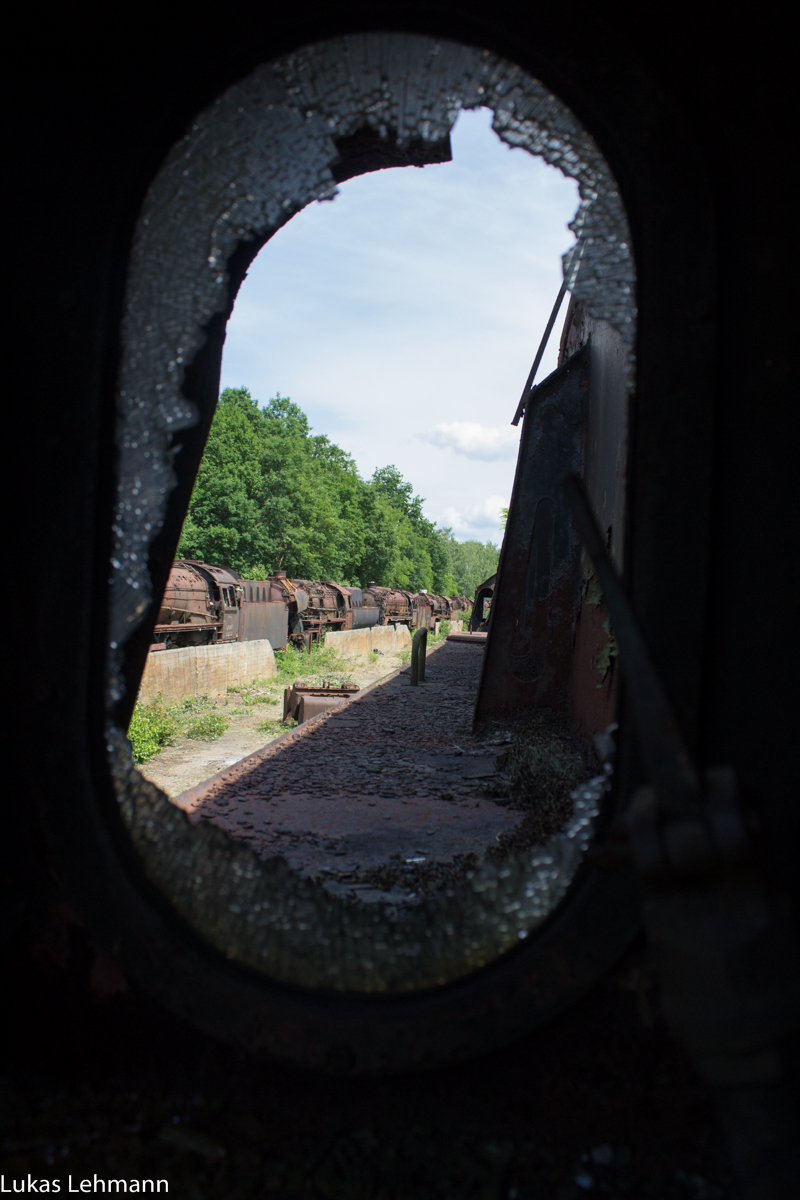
[440,494,508,539]
[424,421,520,461]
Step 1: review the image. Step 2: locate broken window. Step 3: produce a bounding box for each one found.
[107,33,636,1006]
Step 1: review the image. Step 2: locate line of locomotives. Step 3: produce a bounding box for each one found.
[151,560,472,652]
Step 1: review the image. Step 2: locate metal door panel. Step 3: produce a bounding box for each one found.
[474,344,589,726]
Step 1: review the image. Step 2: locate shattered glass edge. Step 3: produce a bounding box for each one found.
[107,32,635,992]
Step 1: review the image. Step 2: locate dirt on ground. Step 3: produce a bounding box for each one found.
[137,645,411,798]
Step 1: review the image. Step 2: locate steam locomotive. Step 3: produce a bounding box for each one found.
[151,560,469,651]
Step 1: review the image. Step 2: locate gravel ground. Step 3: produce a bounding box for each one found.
[137,646,411,798]
[171,640,585,904]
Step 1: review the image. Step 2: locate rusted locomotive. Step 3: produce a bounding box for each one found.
[359,587,469,632]
[359,585,431,631]
[275,576,381,647]
[425,591,472,628]
[152,561,467,651]
[152,561,251,649]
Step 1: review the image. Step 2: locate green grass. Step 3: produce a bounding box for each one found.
[128,692,230,760]
[186,711,230,741]
[273,642,355,690]
[127,697,178,763]
[257,717,297,737]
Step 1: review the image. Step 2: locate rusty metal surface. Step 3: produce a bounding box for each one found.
[238,599,289,648]
[564,474,700,815]
[153,560,239,647]
[283,681,360,724]
[565,476,800,1198]
[557,300,629,757]
[361,586,414,626]
[153,561,215,638]
[474,345,589,727]
[279,576,350,643]
[298,694,349,723]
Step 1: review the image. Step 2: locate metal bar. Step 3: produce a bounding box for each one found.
[153,622,220,632]
[410,628,427,686]
[562,474,701,816]
[511,279,569,427]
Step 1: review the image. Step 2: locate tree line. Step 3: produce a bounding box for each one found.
[177,387,500,598]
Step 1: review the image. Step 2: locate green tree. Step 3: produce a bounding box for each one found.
[437,529,500,598]
[177,387,272,569]
[370,465,455,592]
[178,387,489,595]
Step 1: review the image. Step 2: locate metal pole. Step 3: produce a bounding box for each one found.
[511,280,569,426]
[410,628,427,686]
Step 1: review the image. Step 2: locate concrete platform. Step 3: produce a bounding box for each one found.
[138,637,277,703]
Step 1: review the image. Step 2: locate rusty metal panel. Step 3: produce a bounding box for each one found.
[297,694,349,723]
[474,344,589,726]
[238,600,289,649]
[283,681,360,724]
[352,606,380,629]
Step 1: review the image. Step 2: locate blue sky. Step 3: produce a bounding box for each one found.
[221,107,579,544]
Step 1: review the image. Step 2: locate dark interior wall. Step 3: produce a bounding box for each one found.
[5,2,796,1193]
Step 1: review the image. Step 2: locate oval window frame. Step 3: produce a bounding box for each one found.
[45,28,715,1072]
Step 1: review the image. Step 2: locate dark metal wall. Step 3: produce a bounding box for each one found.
[475,346,589,726]
[566,306,630,757]
[5,2,797,1191]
